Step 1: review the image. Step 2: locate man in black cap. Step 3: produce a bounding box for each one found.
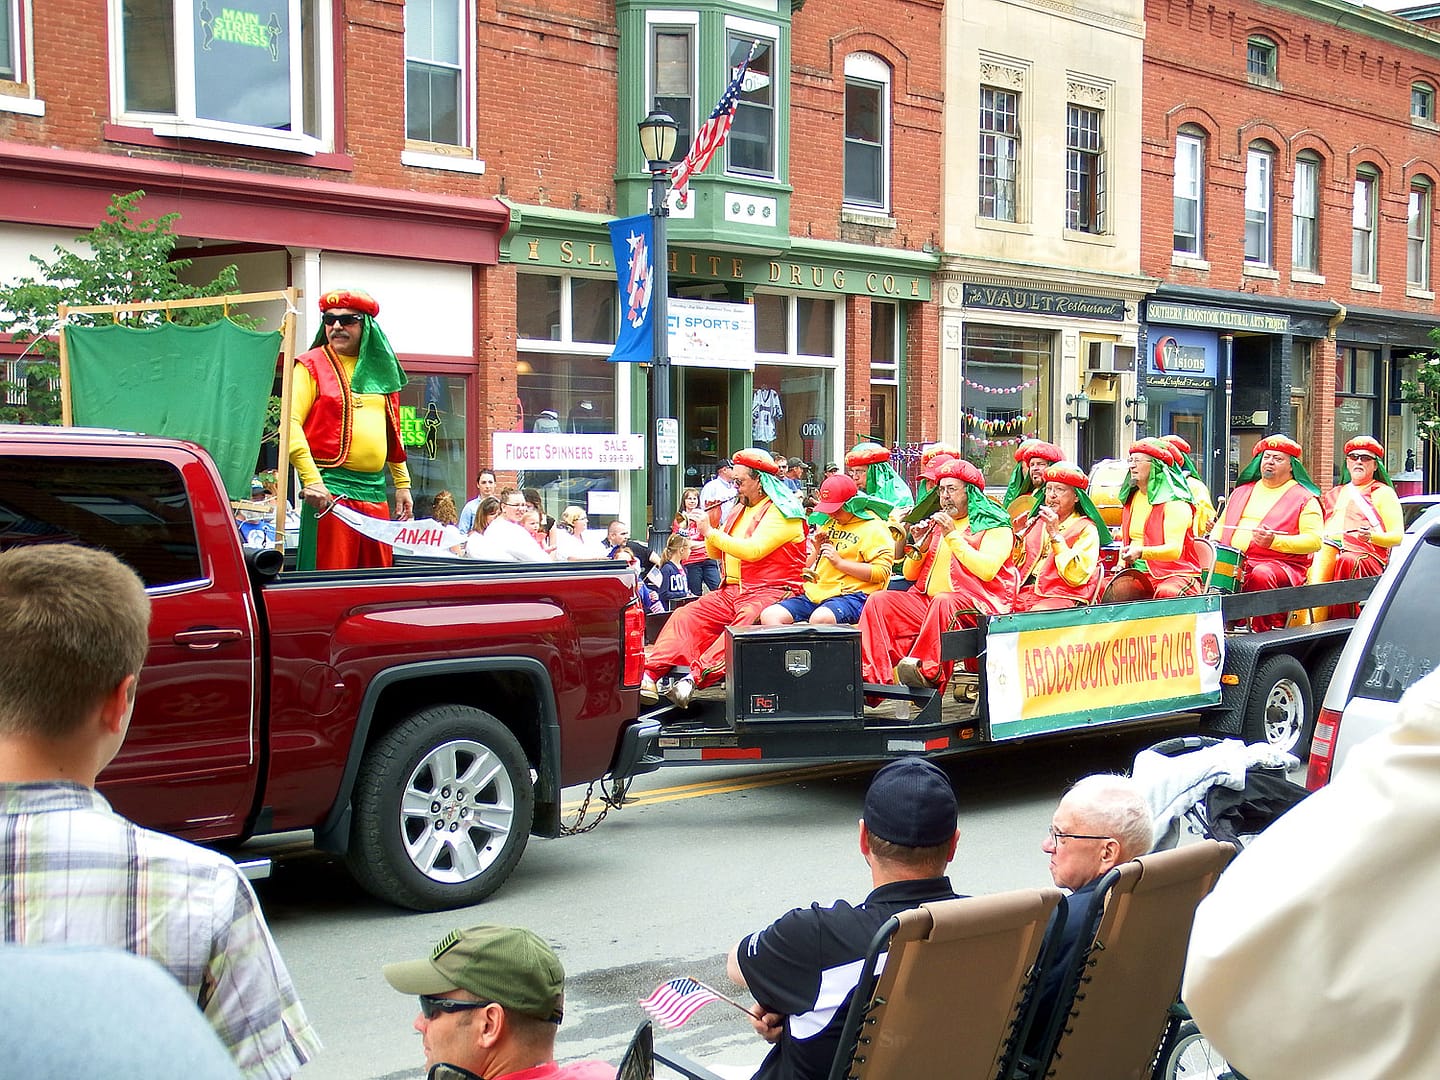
[728,758,963,1080]
[383,924,614,1080]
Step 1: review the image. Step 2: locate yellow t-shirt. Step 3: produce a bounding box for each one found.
[805,514,895,602]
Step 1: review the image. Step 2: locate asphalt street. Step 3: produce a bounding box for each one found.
[259,720,1199,1080]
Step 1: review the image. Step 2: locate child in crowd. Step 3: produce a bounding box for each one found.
[658,533,692,610]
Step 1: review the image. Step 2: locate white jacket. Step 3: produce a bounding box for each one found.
[1183,669,1440,1078]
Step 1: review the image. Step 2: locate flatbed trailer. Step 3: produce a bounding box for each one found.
[642,576,1375,768]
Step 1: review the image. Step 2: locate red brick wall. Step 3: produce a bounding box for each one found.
[1142,0,1440,318]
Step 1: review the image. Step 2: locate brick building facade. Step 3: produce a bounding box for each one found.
[1141,0,1440,495]
[1,0,944,530]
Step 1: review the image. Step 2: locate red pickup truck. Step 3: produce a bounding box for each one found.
[0,426,659,910]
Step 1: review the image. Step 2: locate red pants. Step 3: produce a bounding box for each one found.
[859,588,978,689]
[1242,557,1306,631]
[313,498,393,570]
[646,582,793,687]
[1152,574,1202,600]
[1326,550,1384,619]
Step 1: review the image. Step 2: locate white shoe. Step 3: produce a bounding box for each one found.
[639,675,659,704]
[667,676,696,709]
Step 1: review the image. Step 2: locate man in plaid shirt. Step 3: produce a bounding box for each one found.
[0,544,321,1080]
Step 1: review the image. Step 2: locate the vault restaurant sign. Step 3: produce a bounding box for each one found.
[961,284,1126,321]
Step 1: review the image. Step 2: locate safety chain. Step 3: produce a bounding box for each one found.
[557,774,633,836]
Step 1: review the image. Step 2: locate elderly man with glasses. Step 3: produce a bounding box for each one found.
[1312,436,1403,619]
[289,287,413,569]
[1026,774,1153,1054]
[475,488,553,562]
[383,925,613,1080]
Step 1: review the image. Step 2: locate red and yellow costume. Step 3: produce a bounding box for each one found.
[1161,434,1217,536]
[1213,435,1322,631]
[1004,440,1063,527]
[289,289,410,570]
[1314,436,1403,618]
[860,460,1016,689]
[1013,463,1104,612]
[1121,441,1204,599]
[645,451,805,688]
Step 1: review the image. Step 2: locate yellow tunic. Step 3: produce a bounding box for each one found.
[805,514,895,603]
[1323,483,1403,549]
[1215,479,1322,556]
[904,518,1013,594]
[1188,476,1217,536]
[1045,516,1101,587]
[707,500,806,584]
[289,356,411,490]
[1127,490,1193,562]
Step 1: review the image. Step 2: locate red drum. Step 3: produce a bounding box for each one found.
[1099,544,1123,575]
[1101,567,1155,604]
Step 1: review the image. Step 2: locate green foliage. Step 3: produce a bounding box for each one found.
[1400,325,1440,444]
[0,190,268,428]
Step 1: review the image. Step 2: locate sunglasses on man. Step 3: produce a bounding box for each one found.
[322,312,364,327]
[418,995,493,1020]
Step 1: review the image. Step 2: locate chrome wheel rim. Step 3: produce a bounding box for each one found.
[399,739,516,884]
[1263,678,1305,753]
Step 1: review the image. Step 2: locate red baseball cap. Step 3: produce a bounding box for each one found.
[813,474,859,515]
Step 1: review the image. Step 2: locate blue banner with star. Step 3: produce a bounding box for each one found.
[607,214,654,363]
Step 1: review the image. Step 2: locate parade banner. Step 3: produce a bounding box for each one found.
[984,595,1226,739]
[330,504,467,558]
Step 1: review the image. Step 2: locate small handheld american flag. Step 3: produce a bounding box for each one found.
[670,40,761,192]
[639,977,747,1029]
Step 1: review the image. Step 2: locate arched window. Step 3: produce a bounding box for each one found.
[1247,36,1278,83]
[1409,177,1432,290]
[843,53,891,211]
[1244,142,1275,266]
[1353,165,1380,282]
[1173,126,1205,257]
[1292,151,1321,274]
[1412,82,1435,123]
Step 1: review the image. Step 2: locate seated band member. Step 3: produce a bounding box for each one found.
[760,474,894,627]
[1213,434,1322,631]
[1117,439,1204,599]
[860,460,1016,694]
[642,448,806,708]
[1161,433,1217,536]
[913,442,960,503]
[1003,440,1064,527]
[1314,435,1403,619]
[1013,462,1111,612]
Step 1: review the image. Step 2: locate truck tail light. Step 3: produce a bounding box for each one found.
[622,601,645,688]
[1306,707,1341,790]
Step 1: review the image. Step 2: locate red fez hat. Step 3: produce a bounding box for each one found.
[936,459,985,487]
[1344,436,1384,459]
[319,288,380,317]
[1162,434,1192,455]
[920,453,957,483]
[1018,440,1063,464]
[1252,434,1302,458]
[920,442,959,466]
[1129,439,1173,464]
[813,474,859,515]
[1014,438,1041,463]
[732,447,780,475]
[845,442,891,468]
[1044,462,1089,489]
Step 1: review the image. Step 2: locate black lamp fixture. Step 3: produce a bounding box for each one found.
[1064,392,1092,425]
[1124,395,1149,426]
[636,103,680,553]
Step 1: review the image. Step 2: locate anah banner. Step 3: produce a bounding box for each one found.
[607,214,655,363]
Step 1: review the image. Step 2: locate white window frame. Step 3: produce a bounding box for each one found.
[1413,82,1435,123]
[0,0,42,116]
[109,0,334,155]
[403,0,472,154]
[752,290,846,465]
[1292,153,1320,274]
[645,9,699,163]
[870,300,900,385]
[1409,180,1432,291]
[842,52,890,213]
[1353,168,1379,283]
[1065,102,1105,235]
[723,13,779,182]
[1173,132,1203,256]
[1247,37,1278,84]
[979,84,1020,223]
[515,272,619,355]
[1244,145,1273,266]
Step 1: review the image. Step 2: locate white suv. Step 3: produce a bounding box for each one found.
[1307,513,1440,788]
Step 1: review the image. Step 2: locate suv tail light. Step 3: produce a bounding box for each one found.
[622,600,645,688]
[1306,707,1341,790]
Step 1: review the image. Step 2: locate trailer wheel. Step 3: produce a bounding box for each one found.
[1242,655,1313,757]
[1308,645,1345,712]
[345,705,534,911]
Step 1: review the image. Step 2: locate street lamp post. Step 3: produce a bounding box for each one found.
[637,104,679,555]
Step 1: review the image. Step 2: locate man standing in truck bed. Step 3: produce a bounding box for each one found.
[290,287,413,569]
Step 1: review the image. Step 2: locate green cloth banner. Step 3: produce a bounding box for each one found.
[66,321,281,501]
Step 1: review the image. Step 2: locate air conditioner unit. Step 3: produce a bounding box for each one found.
[1086,341,1137,373]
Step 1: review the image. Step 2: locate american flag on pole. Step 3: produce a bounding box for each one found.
[639,977,723,1029]
[669,40,760,192]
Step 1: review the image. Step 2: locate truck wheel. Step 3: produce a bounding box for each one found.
[346,705,534,911]
[1242,655,1313,756]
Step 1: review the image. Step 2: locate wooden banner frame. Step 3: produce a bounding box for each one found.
[56,288,302,548]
